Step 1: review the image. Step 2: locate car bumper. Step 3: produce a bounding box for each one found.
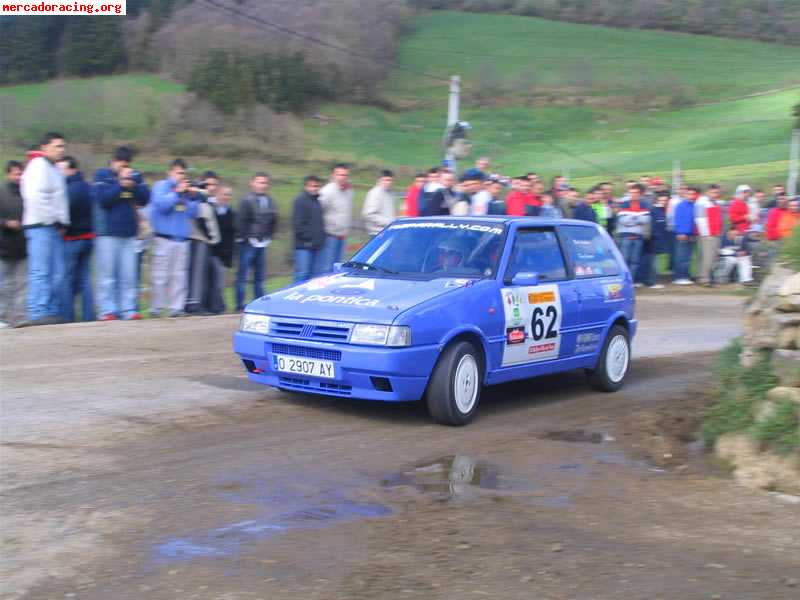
[233,332,438,402]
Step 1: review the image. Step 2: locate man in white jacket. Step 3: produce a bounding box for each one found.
[361,170,396,236]
[21,132,69,324]
[319,164,353,271]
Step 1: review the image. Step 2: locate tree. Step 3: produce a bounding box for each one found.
[62,17,126,76]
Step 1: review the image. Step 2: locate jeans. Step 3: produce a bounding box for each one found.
[0,258,27,325]
[61,239,95,322]
[25,226,64,321]
[207,256,228,314]
[294,248,324,284]
[674,238,694,281]
[637,252,656,287]
[96,236,138,318]
[321,235,345,274]
[619,236,644,279]
[236,242,266,310]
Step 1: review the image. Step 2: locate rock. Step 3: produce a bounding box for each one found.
[772,350,800,387]
[716,433,800,495]
[766,386,800,406]
[740,348,758,369]
[775,313,800,328]
[786,577,799,587]
[778,273,800,297]
[745,313,781,350]
[550,543,563,552]
[777,327,798,350]
[754,400,777,423]
[776,295,800,312]
[759,265,796,302]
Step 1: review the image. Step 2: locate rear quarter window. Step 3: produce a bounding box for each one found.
[560,225,620,278]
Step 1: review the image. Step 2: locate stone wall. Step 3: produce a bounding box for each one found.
[720,263,800,493]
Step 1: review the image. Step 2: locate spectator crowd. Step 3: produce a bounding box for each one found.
[1,133,798,328]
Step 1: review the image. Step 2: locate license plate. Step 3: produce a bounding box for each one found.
[273,355,335,379]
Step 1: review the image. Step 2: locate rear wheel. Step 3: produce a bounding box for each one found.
[425,341,483,426]
[586,325,630,392]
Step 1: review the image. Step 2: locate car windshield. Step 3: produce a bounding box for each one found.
[347,220,506,279]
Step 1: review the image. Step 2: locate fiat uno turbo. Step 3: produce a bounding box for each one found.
[234,217,636,426]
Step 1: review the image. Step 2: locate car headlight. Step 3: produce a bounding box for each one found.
[240,313,271,335]
[351,324,411,347]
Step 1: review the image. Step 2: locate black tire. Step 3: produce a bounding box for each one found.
[586,325,630,393]
[425,340,484,426]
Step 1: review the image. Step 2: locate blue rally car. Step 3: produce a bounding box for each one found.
[234,217,636,425]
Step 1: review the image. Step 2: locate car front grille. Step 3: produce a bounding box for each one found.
[270,319,351,342]
[271,343,342,362]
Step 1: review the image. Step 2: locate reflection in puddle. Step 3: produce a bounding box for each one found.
[381,455,504,499]
[153,498,390,562]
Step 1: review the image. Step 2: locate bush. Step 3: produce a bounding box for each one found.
[780,225,800,271]
[702,340,778,447]
[751,400,800,455]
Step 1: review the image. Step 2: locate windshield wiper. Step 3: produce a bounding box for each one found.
[341,260,398,275]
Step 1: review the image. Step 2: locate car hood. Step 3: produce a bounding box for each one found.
[246,273,480,325]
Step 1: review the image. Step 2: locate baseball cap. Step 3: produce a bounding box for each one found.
[736,184,752,195]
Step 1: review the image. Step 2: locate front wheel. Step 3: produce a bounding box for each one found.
[586,325,630,392]
[425,341,484,426]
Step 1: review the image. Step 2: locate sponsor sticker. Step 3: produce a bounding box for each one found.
[340,279,375,291]
[529,342,556,355]
[284,290,379,307]
[528,291,555,304]
[445,278,474,288]
[604,283,623,300]
[303,275,342,291]
[575,332,601,353]
[506,326,526,345]
[389,222,504,235]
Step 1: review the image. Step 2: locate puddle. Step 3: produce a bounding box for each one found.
[381,455,506,499]
[539,430,611,444]
[153,498,391,563]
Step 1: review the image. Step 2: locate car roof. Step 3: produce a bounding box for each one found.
[397,216,598,228]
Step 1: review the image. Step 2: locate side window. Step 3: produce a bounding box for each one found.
[506,229,567,282]
[561,225,620,278]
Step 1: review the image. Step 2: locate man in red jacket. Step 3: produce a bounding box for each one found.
[728,185,752,235]
[505,177,540,216]
[766,194,789,241]
[695,184,724,286]
[402,173,425,217]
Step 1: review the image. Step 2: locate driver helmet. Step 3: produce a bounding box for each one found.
[436,236,469,270]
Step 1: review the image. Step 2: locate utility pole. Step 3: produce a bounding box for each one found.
[445,75,460,172]
[788,129,799,198]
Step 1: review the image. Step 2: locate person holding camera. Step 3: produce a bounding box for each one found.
[185,171,221,314]
[92,146,150,321]
[149,159,201,318]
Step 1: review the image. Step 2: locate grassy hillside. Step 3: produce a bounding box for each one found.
[387,11,800,103]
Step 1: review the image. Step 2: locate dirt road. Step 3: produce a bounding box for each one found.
[2,293,799,600]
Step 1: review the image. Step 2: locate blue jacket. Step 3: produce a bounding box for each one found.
[93,167,149,237]
[64,172,93,238]
[648,205,670,254]
[149,178,199,240]
[673,200,696,236]
[572,202,597,223]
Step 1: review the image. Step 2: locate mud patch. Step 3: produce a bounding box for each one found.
[617,391,715,468]
[539,430,611,444]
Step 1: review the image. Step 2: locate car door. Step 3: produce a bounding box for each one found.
[558,224,628,356]
[499,227,581,368]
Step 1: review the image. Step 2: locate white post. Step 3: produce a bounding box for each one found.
[788,129,799,197]
[445,75,460,172]
[672,160,682,195]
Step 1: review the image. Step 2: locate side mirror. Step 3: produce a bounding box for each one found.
[332,262,344,273]
[511,271,540,287]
